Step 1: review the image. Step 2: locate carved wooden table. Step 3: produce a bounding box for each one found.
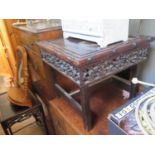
[0,92,48,135]
[37,36,153,130]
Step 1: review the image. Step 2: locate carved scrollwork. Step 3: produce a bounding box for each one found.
[41,47,149,85]
[83,47,149,83]
[41,51,80,83]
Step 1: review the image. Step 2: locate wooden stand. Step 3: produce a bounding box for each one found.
[0,92,48,135]
[7,46,32,107]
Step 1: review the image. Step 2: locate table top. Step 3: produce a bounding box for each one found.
[0,93,38,122]
[36,36,152,67]
[0,93,28,121]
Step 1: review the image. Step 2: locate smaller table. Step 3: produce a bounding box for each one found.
[0,92,48,135]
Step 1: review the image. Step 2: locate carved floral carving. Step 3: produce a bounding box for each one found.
[41,47,149,85]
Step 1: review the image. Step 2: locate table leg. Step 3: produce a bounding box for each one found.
[39,106,49,135]
[51,68,60,97]
[80,86,92,131]
[1,122,12,135]
[8,126,13,135]
[33,106,49,135]
[130,65,139,98]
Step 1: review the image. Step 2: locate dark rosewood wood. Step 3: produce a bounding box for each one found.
[38,37,151,86]
[37,36,153,130]
[36,37,151,67]
[0,92,48,135]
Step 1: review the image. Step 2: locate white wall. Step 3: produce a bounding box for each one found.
[129,19,155,83]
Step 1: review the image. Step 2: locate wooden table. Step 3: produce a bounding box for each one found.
[37,36,153,130]
[0,92,48,135]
